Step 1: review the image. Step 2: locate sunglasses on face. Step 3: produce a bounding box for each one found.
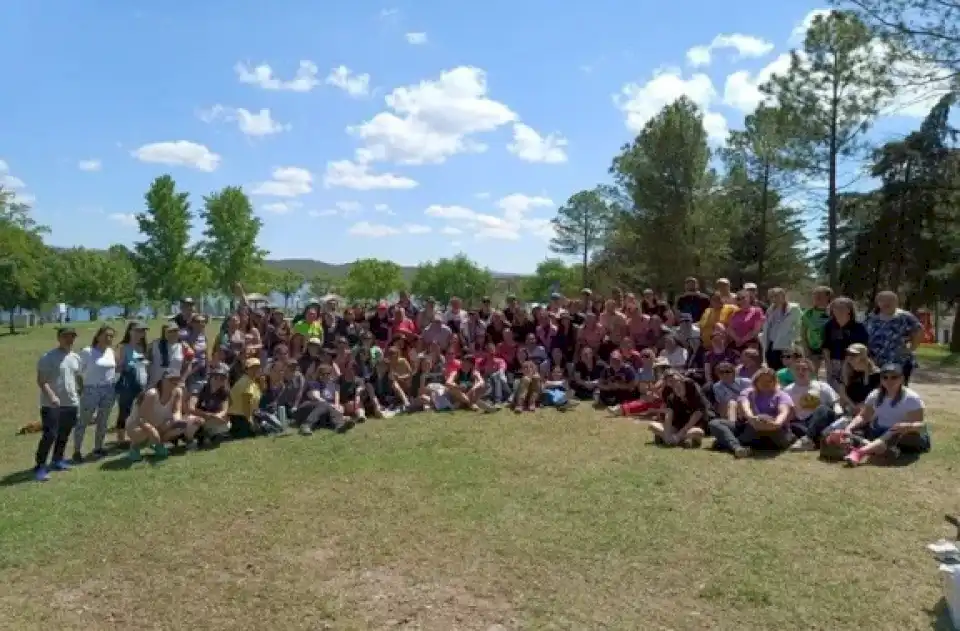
[718,370,733,375]
[882,374,902,380]
[782,354,797,359]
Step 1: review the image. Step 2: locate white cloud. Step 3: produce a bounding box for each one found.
[262,201,301,214]
[131,141,221,172]
[404,223,431,234]
[235,60,319,92]
[686,34,774,67]
[200,105,290,136]
[16,193,37,205]
[349,221,399,237]
[108,212,137,227]
[323,159,418,190]
[790,8,833,43]
[405,32,427,45]
[251,166,313,197]
[336,200,362,214]
[308,209,338,217]
[507,123,568,163]
[425,196,554,241]
[722,52,791,113]
[77,159,102,172]
[441,226,463,235]
[326,66,371,97]
[346,66,517,165]
[614,68,729,143]
[0,173,25,189]
[373,203,395,215]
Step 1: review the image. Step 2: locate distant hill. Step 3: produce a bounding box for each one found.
[264,258,523,282]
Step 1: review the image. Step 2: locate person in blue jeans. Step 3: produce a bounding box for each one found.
[34,327,82,482]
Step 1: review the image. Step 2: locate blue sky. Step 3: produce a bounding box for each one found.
[0,1,947,274]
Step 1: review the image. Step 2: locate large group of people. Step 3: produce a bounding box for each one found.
[30,277,932,482]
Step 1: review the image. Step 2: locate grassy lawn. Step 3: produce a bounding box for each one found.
[917,344,960,369]
[1,323,958,630]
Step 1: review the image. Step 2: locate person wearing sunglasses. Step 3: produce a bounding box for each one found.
[775,343,805,387]
[824,363,930,466]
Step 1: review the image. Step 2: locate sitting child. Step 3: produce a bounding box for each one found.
[512,360,541,413]
[540,365,577,411]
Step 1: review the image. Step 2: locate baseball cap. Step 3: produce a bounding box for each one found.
[57,327,77,337]
[162,367,181,379]
[846,343,868,356]
[180,297,195,305]
[743,282,758,290]
[678,312,693,322]
[244,357,262,369]
[209,363,230,377]
[129,320,149,330]
[307,337,323,346]
[581,288,592,295]
[880,363,903,376]
[550,292,562,300]
[377,301,388,310]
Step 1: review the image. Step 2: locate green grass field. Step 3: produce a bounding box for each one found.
[1,323,958,630]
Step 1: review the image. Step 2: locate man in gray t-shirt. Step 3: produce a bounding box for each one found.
[34,327,82,481]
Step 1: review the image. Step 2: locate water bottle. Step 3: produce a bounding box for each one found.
[277,406,288,428]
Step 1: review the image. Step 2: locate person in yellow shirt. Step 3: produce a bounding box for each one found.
[698,291,739,340]
[293,306,324,347]
[229,357,263,439]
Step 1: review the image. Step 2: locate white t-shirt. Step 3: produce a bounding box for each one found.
[784,380,839,421]
[866,387,924,429]
[78,346,117,386]
[659,346,688,369]
[149,341,184,387]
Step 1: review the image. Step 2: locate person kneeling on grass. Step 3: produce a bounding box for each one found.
[708,367,794,458]
[649,370,711,447]
[123,392,168,461]
[228,358,263,438]
[188,364,231,448]
[822,363,930,466]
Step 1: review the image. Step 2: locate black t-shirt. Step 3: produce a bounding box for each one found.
[195,385,229,413]
[511,321,536,343]
[486,323,505,345]
[339,376,361,400]
[503,307,517,324]
[675,292,710,322]
[368,315,391,342]
[597,338,618,363]
[844,371,882,405]
[823,319,869,360]
[641,301,670,319]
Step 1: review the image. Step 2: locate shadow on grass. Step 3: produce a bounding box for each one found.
[99,453,169,471]
[925,597,956,630]
[0,469,37,487]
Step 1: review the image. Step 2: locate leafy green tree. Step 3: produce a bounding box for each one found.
[132,175,196,304]
[549,188,614,287]
[106,245,141,317]
[200,186,266,297]
[271,269,305,309]
[177,257,214,304]
[0,190,52,332]
[522,259,580,303]
[762,9,894,286]
[308,271,335,298]
[341,258,405,302]
[722,105,810,288]
[58,248,108,319]
[839,0,960,79]
[609,97,732,291]
[411,254,494,306]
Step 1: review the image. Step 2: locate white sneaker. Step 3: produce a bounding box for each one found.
[789,436,815,451]
[299,424,313,436]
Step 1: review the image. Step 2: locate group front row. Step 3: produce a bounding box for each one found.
[32,327,931,481]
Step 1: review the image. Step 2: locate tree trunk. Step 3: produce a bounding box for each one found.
[582,249,589,290]
[950,301,960,353]
[8,311,15,334]
[758,163,770,286]
[826,85,840,287]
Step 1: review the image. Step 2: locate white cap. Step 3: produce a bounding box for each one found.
[743,282,758,290]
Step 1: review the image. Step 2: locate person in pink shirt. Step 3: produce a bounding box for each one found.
[726,292,765,352]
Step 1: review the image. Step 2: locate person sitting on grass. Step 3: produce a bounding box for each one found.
[539,365,577,411]
[512,359,541,413]
[835,343,881,415]
[338,361,366,422]
[365,357,407,418]
[708,367,794,458]
[737,348,762,380]
[776,343,805,387]
[446,354,487,412]
[607,357,670,418]
[596,351,637,407]
[188,364,231,448]
[785,357,843,452]
[570,346,603,401]
[228,358,263,438]
[122,392,167,462]
[824,363,931,467]
[478,343,511,406]
[648,370,710,447]
[710,361,751,420]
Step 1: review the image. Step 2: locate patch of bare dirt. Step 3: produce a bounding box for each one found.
[912,368,960,415]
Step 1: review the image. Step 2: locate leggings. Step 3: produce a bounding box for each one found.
[115,389,139,430]
[74,383,116,453]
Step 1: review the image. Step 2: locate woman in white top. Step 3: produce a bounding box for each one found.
[148,325,185,387]
[784,357,843,452]
[135,369,184,459]
[760,287,802,371]
[73,325,118,461]
[658,334,688,369]
[830,362,930,466]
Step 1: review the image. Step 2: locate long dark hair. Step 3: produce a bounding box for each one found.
[120,322,147,353]
[90,325,115,349]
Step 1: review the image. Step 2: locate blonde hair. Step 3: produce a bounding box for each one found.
[841,352,879,385]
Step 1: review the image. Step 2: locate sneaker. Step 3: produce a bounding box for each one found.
[682,435,703,449]
[299,423,314,435]
[50,459,71,472]
[34,466,50,482]
[127,447,143,462]
[152,444,169,458]
[790,436,816,452]
[71,451,84,464]
[844,448,864,467]
[733,446,752,459]
[335,418,356,434]
[607,405,622,416]
[524,405,536,412]
[355,413,367,423]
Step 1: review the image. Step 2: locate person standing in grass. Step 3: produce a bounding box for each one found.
[801,286,833,375]
[72,325,118,462]
[34,327,82,482]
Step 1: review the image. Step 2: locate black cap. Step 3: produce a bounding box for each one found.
[57,327,77,337]
[880,363,904,376]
